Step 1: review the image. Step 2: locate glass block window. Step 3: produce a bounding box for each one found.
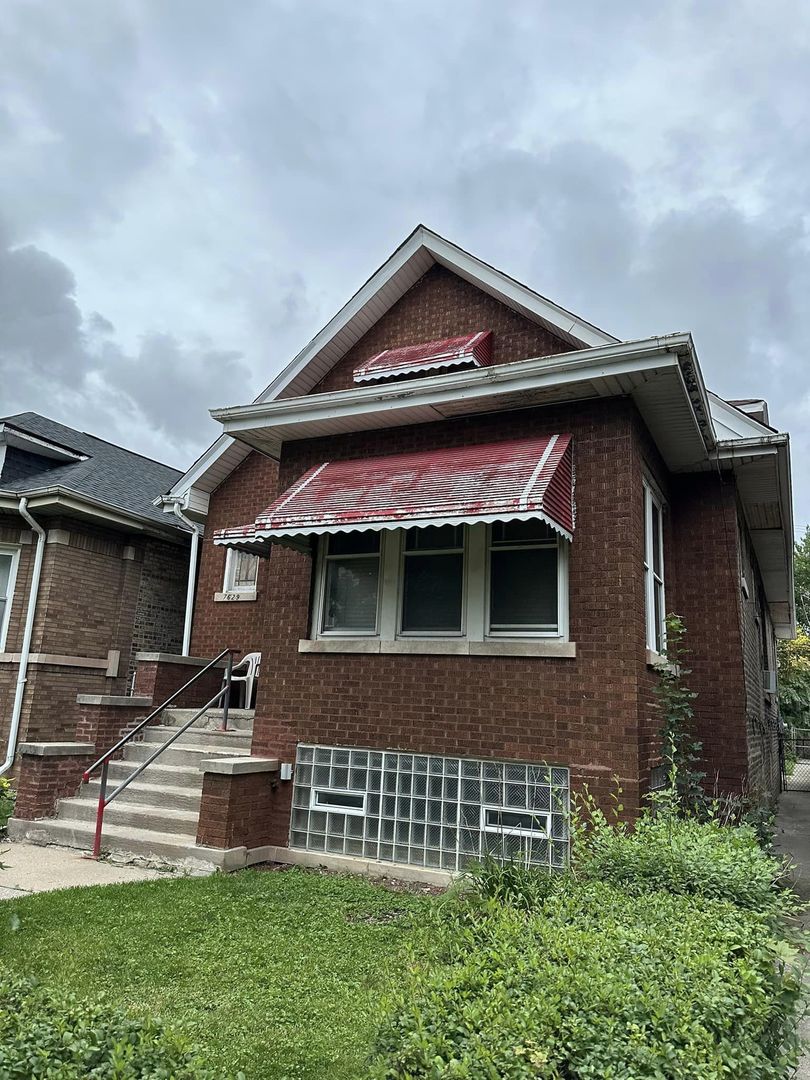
[290,745,570,871]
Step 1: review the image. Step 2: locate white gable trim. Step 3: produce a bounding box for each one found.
[165,225,617,506]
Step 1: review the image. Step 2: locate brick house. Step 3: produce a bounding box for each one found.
[9,229,795,878]
[0,413,190,774]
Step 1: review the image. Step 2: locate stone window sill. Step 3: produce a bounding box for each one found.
[646,649,678,674]
[214,590,257,603]
[298,638,576,659]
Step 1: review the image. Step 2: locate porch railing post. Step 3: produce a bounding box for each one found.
[91,760,109,859]
[220,651,233,733]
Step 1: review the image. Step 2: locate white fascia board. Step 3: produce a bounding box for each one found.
[212,334,696,434]
[0,488,188,542]
[422,230,618,348]
[708,393,774,441]
[164,225,619,507]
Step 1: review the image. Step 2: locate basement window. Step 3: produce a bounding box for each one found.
[0,547,20,652]
[481,806,551,838]
[311,788,367,815]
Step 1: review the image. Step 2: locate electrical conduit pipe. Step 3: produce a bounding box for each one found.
[0,498,46,777]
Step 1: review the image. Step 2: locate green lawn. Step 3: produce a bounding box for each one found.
[0,867,431,1078]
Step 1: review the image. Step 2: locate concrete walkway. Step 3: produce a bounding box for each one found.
[774,791,810,1078]
[0,840,168,899]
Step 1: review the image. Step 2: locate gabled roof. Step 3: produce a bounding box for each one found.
[0,412,187,536]
[166,225,618,509]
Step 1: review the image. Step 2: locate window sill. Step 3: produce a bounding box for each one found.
[214,590,257,603]
[299,638,576,658]
[646,649,677,673]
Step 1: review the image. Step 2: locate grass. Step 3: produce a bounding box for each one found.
[0,867,430,1078]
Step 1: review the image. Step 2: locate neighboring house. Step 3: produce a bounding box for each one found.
[0,413,190,767]
[8,228,794,878]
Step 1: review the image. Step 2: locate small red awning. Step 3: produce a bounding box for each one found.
[214,434,574,550]
[352,330,492,384]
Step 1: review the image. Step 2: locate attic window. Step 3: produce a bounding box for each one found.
[352,330,492,384]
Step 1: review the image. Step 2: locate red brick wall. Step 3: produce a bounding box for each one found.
[75,702,155,759]
[191,451,279,660]
[133,659,224,709]
[14,750,94,820]
[311,264,574,394]
[249,399,648,838]
[197,771,278,848]
[667,473,749,793]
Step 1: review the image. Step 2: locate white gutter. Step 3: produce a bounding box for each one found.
[169,501,202,656]
[1,498,46,777]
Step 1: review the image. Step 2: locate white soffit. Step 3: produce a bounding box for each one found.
[708,393,773,441]
[166,225,618,503]
[212,335,715,474]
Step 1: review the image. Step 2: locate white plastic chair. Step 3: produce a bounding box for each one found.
[227,651,261,709]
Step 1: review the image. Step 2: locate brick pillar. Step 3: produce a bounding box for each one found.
[75,695,155,758]
[13,742,95,819]
[196,757,283,849]
[133,653,225,707]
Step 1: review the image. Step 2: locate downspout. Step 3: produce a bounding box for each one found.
[1,498,46,776]
[172,502,202,656]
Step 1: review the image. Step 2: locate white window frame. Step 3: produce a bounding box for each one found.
[0,545,20,653]
[223,547,260,593]
[643,480,666,653]
[397,526,467,638]
[315,532,384,637]
[313,522,569,642]
[310,787,367,815]
[484,523,567,639]
[480,805,551,838]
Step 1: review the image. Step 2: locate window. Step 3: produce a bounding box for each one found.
[0,547,19,652]
[401,525,464,634]
[321,532,381,634]
[643,482,665,653]
[314,522,567,641]
[223,548,259,593]
[291,744,570,870]
[489,521,559,634]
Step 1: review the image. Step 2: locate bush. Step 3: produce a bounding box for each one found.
[369,878,805,1079]
[0,966,214,1078]
[574,806,798,920]
[0,776,15,833]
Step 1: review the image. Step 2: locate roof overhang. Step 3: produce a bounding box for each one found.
[709,434,795,638]
[210,333,715,474]
[0,423,88,463]
[0,488,190,544]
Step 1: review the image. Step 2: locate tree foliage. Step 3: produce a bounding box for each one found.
[777,526,810,726]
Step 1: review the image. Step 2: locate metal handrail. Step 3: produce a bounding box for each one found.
[82,648,234,858]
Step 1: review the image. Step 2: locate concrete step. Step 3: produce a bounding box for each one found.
[7,817,237,870]
[106,760,202,789]
[142,725,251,752]
[57,796,199,836]
[83,778,202,813]
[123,742,250,768]
[162,707,254,733]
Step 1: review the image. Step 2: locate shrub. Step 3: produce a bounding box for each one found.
[0,966,215,1078]
[369,878,805,1079]
[573,805,800,921]
[0,776,15,833]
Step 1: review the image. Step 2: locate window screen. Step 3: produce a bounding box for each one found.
[291,745,570,871]
[401,526,464,633]
[322,532,381,633]
[489,521,558,632]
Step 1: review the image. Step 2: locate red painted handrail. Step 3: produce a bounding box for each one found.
[83,649,234,858]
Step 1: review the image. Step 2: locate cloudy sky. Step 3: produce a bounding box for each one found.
[1,1,808,528]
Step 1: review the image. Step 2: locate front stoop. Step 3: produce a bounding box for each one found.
[8,712,260,871]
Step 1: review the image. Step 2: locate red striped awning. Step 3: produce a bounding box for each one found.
[214,434,574,550]
[352,330,492,383]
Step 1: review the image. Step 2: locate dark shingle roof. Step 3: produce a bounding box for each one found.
[0,412,185,532]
